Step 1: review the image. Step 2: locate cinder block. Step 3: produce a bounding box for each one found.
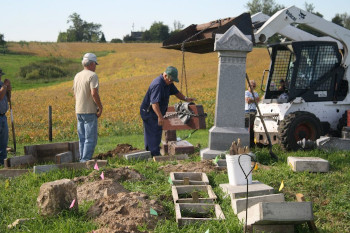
[231,193,285,214]
[162,130,177,142]
[172,185,217,203]
[123,151,151,161]
[287,157,329,173]
[170,172,210,185]
[55,151,73,164]
[5,155,37,168]
[169,140,194,155]
[238,202,314,226]
[220,181,274,199]
[175,203,225,226]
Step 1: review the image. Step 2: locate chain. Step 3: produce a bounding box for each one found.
[180,20,220,96]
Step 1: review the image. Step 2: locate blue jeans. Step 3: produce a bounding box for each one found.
[0,115,8,165]
[77,114,98,162]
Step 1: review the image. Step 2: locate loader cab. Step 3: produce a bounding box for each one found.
[263,41,346,103]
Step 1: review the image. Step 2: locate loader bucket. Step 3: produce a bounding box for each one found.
[162,12,253,54]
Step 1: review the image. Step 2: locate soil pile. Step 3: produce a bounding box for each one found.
[93,144,139,159]
[73,167,144,202]
[159,160,219,174]
[87,192,166,233]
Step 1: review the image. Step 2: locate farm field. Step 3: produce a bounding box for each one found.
[2,42,269,144]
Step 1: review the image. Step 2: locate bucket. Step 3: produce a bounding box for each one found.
[226,154,252,186]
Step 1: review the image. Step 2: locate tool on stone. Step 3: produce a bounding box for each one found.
[6,91,16,153]
[246,73,278,161]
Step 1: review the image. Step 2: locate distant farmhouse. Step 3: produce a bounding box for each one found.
[130,31,143,41]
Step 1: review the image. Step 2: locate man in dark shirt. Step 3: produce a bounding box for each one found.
[140,66,195,156]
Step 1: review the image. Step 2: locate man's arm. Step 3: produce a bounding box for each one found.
[175,92,196,102]
[152,103,163,126]
[91,88,103,117]
[0,79,11,101]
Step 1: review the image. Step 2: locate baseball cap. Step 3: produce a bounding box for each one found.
[0,68,5,75]
[165,66,179,82]
[82,53,99,65]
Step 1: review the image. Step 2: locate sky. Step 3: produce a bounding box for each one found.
[0,0,348,42]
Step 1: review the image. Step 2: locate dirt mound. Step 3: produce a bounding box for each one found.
[87,192,166,233]
[159,160,219,174]
[73,167,145,202]
[94,144,139,159]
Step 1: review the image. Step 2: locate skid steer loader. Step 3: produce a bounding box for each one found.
[252,6,350,150]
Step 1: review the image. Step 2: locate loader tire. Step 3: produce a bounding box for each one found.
[278,111,321,151]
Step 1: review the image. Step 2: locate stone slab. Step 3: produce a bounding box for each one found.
[175,203,225,226]
[0,169,32,178]
[169,140,194,155]
[172,185,217,203]
[231,193,285,214]
[200,148,226,160]
[4,155,37,168]
[33,162,87,174]
[55,151,73,164]
[238,202,314,226]
[287,156,329,173]
[123,151,151,161]
[153,154,189,162]
[85,160,108,169]
[170,172,210,185]
[220,181,274,199]
[215,159,227,167]
[163,105,206,130]
[316,136,350,151]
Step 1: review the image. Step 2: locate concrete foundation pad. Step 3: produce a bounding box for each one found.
[5,155,37,168]
[169,141,194,155]
[200,148,226,160]
[220,181,274,199]
[238,202,314,225]
[208,126,249,151]
[232,193,285,214]
[0,169,32,178]
[153,154,189,162]
[55,151,73,164]
[170,172,210,185]
[317,136,350,151]
[33,162,87,174]
[246,224,295,233]
[175,203,225,226]
[172,185,217,203]
[287,157,329,172]
[123,151,151,161]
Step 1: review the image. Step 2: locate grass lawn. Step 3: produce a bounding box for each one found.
[1,131,350,232]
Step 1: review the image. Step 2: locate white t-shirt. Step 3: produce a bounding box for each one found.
[73,70,99,114]
[245,90,259,111]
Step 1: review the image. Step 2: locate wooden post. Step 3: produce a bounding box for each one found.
[48,106,52,142]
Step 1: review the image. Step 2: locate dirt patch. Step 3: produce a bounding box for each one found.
[159,160,219,174]
[73,167,145,202]
[87,192,166,233]
[93,144,140,160]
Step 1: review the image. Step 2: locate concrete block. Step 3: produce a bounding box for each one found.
[5,155,37,168]
[0,169,32,178]
[172,185,217,203]
[220,181,274,199]
[170,172,210,185]
[68,141,80,162]
[175,203,225,226]
[169,140,194,155]
[317,136,350,151]
[238,202,314,226]
[123,151,151,161]
[215,159,227,168]
[287,157,329,173]
[86,160,108,169]
[25,142,69,162]
[200,148,225,160]
[55,151,73,164]
[34,164,59,174]
[33,162,87,174]
[231,193,285,214]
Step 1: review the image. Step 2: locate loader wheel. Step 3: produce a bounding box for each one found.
[278,111,321,151]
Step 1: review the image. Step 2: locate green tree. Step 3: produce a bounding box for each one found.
[0,34,7,54]
[245,0,284,16]
[297,3,324,37]
[148,21,169,42]
[57,32,68,42]
[58,12,103,42]
[110,38,123,43]
[332,13,350,29]
[99,33,106,43]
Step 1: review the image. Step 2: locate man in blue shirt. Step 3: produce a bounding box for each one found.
[0,68,12,165]
[140,66,195,156]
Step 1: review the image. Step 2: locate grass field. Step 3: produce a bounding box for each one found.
[1,42,349,232]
